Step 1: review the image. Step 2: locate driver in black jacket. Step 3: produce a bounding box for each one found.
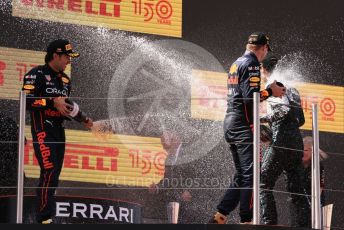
[259,53,308,227]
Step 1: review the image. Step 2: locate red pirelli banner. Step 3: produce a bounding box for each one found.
[12,0,182,38]
[24,127,167,186]
[191,70,344,134]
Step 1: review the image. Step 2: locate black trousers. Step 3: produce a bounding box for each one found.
[260,145,308,227]
[31,120,65,223]
[217,127,253,223]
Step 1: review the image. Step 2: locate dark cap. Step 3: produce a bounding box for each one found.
[261,53,278,72]
[46,39,80,58]
[248,32,272,51]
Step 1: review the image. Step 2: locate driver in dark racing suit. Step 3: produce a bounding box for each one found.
[22,39,93,224]
[209,32,286,224]
[259,53,308,227]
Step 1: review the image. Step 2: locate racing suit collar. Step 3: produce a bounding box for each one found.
[44,64,59,78]
[244,50,259,62]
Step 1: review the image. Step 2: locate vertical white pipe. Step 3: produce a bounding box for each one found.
[312,104,321,229]
[16,91,26,223]
[253,92,260,225]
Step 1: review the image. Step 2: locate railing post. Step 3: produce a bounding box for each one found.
[311,103,321,229]
[16,91,26,224]
[253,92,260,225]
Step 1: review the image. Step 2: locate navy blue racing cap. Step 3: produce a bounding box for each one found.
[248,32,272,51]
[47,39,80,58]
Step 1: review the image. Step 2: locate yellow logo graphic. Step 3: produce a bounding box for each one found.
[65,44,72,51]
[229,64,237,74]
[33,99,46,106]
[23,84,35,90]
[62,77,70,84]
[249,76,260,83]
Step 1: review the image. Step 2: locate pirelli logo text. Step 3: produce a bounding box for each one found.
[24,127,167,185]
[12,0,183,38]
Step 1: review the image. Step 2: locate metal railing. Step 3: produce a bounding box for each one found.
[11,94,334,227]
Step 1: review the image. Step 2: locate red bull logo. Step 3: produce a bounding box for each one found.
[37,131,53,169]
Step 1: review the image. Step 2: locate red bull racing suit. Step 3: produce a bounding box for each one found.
[217,51,272,223]
[22,64,72,223]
